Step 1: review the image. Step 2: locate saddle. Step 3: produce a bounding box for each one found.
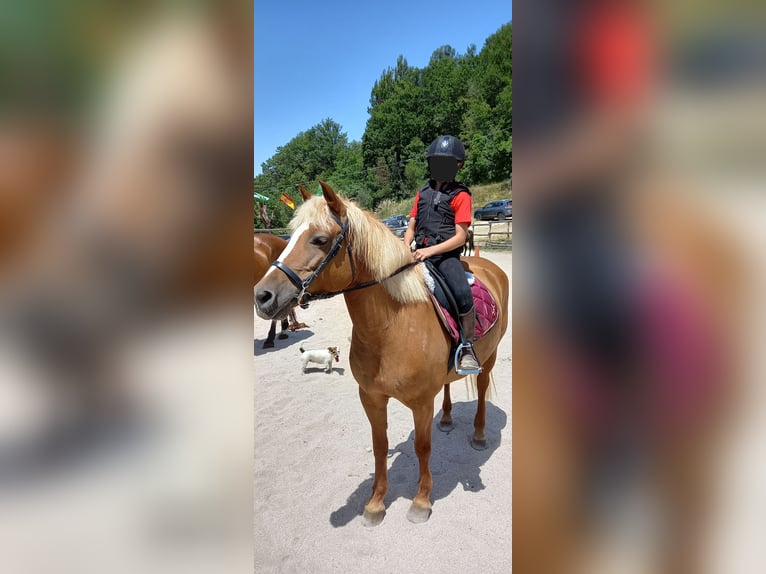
[422,261,499,370]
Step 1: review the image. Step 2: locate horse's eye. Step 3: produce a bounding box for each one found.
[311,236,330,247]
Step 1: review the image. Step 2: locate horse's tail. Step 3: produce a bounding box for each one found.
[463,372,496,401]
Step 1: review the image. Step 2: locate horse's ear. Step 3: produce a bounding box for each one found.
[297,184,312,202]
[319,181,345,218]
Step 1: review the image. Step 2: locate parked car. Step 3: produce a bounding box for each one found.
[473,199,512,221]
[382,215,409,238]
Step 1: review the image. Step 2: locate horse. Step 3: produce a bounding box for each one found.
[463,227,475,256]
[254,180,509,525]
[254,232,306,348]
[513,185,747,574]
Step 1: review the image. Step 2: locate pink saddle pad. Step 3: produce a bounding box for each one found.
[431,276,499,342]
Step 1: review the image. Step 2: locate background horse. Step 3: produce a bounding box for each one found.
[463,227,475,256]
[254,232,306,348]
[255,181,509,525]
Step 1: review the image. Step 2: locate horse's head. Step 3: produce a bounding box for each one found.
[254,181,356,320]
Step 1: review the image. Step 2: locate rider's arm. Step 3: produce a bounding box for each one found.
[403,218,417,251]
[403,193,419,250]
[420,223,468,256]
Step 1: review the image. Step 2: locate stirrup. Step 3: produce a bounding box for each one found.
[454,342,482,376]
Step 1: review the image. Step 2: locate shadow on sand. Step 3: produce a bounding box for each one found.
[253,328,313,356]
[300,366,346,376]
[329,400,507,527]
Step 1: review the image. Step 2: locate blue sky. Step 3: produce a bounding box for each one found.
[254,0,512,175]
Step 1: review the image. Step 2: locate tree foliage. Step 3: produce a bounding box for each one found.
[254,22,511,227]
[461,23,512,183]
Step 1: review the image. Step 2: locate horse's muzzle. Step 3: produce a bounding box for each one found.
[254,283,295,321]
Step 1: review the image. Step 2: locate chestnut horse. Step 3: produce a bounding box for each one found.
[463,227,475,256]
[254,233,306,348]
[255,181,509,525]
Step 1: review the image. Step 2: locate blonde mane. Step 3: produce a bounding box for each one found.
[290,195,429,304]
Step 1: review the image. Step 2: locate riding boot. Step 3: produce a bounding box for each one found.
[458,309,482,373]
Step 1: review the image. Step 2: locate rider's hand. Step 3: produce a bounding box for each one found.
[412,247,433,262]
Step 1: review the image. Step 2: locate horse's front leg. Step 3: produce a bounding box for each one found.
[408,401,435,523]
[277,317,289,339]
[359,388,389,527]
[262,320,277,348]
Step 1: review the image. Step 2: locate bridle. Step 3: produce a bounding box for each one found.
[270,212,418,305]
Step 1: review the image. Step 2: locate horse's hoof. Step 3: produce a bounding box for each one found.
[362,509,385,527]
[438,420,454,432]
[277,333,288,340]
[406,504,432,524]
[471,436,488,451]
[262,340,274,349]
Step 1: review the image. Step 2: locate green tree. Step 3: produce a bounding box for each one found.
[460,23,512,184]
[421,45,474,140]
[362,55,426,200]
[326,141,374,206]
[253,118,352,227]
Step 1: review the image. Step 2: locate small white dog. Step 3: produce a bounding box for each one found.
[299,345,339,374]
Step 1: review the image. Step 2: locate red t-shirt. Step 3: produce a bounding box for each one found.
[409,190,472,225]
[574,3,654,107]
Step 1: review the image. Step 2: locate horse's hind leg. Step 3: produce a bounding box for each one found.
[262,320,277,349]
[472,351,497,450]
[408,401,435,523]
[359,389,389,527]
[438,384,454,431]
[277,318,289,339]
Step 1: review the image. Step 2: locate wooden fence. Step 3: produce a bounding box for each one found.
[471,220,512,249]
[254,228,289,236]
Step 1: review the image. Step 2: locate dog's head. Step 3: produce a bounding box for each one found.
[328,346,339,362]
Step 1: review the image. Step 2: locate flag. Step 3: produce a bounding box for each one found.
[279,192,296,209]
[253,192,269,201]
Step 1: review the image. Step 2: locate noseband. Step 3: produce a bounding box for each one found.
[270,212,355,304]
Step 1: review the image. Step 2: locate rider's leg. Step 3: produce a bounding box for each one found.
[435,255,481,373]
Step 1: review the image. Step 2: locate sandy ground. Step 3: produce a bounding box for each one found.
[254,250,512,574]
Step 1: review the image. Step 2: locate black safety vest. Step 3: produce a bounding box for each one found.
[414,181,471,247]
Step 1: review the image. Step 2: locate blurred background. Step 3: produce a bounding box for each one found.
[0,1,253,573]
[514,0,765,573]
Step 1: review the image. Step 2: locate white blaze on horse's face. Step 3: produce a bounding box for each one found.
[262,223,309,281]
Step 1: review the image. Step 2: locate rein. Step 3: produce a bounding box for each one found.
[301,261,419,303]
[270,212,419,305]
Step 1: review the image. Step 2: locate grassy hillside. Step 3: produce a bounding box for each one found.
[374,181,512,219]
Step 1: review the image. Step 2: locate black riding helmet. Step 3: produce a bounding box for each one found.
[426,135,465,162]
